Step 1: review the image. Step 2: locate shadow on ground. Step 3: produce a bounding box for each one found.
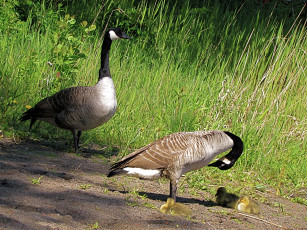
[0,138,305,230]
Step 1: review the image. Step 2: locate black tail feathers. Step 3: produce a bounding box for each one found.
[20,110,32,122]
[20,108,37,130]
[107,169,124,177]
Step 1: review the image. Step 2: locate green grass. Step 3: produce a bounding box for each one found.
[0,1,306,202]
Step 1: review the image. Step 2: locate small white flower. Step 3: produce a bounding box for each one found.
[47,61,53,66]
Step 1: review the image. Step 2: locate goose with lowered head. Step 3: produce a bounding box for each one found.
[108,130,243,201]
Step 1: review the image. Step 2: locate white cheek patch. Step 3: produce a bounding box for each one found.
[222,157,231,165]
[123,167,161,180]
[109,30,120,40]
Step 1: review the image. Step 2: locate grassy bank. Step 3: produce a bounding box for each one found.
[0,0,306,203]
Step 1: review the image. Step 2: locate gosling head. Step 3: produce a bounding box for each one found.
[160,198,175,214]
[215,187,227,197]
[238,196,250,205]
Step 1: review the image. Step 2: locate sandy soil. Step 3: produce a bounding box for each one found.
[0,138,306,230]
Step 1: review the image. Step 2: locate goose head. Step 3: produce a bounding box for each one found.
[208,131,244,170]
[108,27,131,41]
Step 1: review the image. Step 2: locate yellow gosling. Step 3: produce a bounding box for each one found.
[236,196,260,214]
[160,198,192,216]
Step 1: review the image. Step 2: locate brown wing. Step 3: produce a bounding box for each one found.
[34,86,93,128]
[46,86,92,113]
[49,86,95,129]
[111,132,193,170]
[22,86,91,119]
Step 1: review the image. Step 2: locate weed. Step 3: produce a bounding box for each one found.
[231,217,242,224]
[126,200,140,207]
[87,221,100,230]
[80,184,92,190]
[273,202,285,213]
[290,197,307,205]
[125,188,157,209]
[143,201,157,209]
[30,176,43,185]
[209,209,231,216]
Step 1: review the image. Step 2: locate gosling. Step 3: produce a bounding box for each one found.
[236,196,260,214]
[215,187,240,209]
[160,198,192,216]
[215,187,260,214]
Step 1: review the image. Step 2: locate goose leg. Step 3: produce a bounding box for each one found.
[71,130,82,152]
[71,130,78,153]
[77,131,82,149]
[169,180,177,202]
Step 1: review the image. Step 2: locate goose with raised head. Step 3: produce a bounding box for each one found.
[20,28,131,152]
[108,130,243,201]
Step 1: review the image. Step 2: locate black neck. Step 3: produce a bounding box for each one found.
[99,34,112,80]
[208,131,244,170]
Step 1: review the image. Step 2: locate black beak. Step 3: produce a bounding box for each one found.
[121,32,131,39]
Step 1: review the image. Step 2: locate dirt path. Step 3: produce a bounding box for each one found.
[0,138,306,230]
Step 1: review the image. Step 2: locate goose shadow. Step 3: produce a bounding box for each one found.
[16,138,119,158]
[79,146,119,158]
[108,188,217,207]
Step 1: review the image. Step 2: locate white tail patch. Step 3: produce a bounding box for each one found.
[123,167,162,180]
[109,30,120,41]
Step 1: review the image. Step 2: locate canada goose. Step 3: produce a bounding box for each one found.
[160,198,192,216]
[108,130,243,201]
[236,196,260,214]
[215,187,240,209]
[20,28,131,152]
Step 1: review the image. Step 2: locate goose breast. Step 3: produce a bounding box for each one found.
[54,79,117,131]
[176,131,234,174]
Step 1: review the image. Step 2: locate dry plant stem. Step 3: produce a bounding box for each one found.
[91,1,108,27]
[237,212,290,230]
